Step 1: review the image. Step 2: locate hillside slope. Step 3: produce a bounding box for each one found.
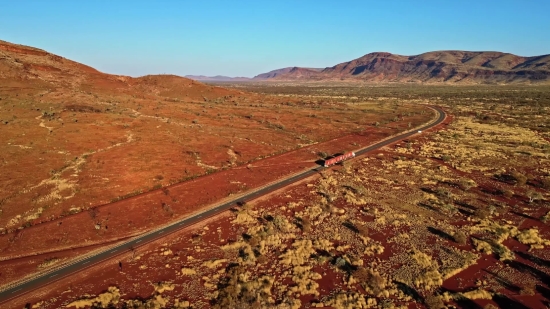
[0,40,238,99]
[258,51,550,83]
[253,67,323,79]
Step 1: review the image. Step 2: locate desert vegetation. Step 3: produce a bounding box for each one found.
[1,40,434,271]
[7,83,550,308]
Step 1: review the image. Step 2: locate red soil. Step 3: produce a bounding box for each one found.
[6,126,550,308]
[0,120,423,284]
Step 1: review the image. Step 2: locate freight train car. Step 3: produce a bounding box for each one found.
[323,151,355,167]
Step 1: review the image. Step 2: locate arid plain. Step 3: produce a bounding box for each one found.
[1,40,550,309]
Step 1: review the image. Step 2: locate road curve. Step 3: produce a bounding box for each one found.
[0,106,446,305]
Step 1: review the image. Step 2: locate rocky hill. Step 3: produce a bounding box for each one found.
[253,67,323,79]
[257,51,550,83]
[0,39,236,99]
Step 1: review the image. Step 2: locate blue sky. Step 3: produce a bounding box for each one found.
[1,1,548,77]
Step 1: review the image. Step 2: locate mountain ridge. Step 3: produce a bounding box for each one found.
[186,50,549,84]
[3,39,547,84]
[259,50,550,83]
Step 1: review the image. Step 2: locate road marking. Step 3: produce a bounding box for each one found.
[11,288,22,294]
[49,274,58,278]
[136,239,142,243]
[111,249,118,253]
[197,215,203,218]
[178,222,184,226]
[158,231,164,234]
[82,261,90,265]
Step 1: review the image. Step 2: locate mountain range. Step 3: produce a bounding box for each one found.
[188,51,550,84]
[2,38,547,84]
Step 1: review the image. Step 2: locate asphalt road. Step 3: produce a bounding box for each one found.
[0,106,445,305]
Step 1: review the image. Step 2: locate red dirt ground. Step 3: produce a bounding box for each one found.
[1,38,430,254]
[12,150,550,308]
[0,113,433,286]
[5,107,550,309]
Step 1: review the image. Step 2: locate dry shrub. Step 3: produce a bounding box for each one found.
[527,190,544,203]
[212,265,273,309]
[66,287,121,308]
[511,171,527,186]
[516,228,550,249]
[453,231,468,245]
[256,255,267,264]
[424,294,445,309]
[320,202,332,212]
[541,211,550,223]
[415,269,443,290]
[411,250,433,269]
[342,160,351,172]
[202,259,228,269]
[273,215,291,232]
[435,188,452,201]
[191,234,202,243]
[503,189,514,198]
[519,282,536,296]
[356,224,369,237]
[493,243,515,261]
[343,182,367,196]
[38,257,60,269]
[248,236,259,247]
[181,268,196,276]
[454,289,493,301]
[300,218,312,232]
[409,249,442,291]
[458,178,477,191]
[161,202,173,215]
[474,207,491,219]
[472,238,493,254]
[354,267,386,295]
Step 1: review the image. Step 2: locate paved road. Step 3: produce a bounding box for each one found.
[0,106,445,305]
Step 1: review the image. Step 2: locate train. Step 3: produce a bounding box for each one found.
[323,151,355,167]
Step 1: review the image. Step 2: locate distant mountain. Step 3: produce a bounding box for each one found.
[185,75,251,82]
[253,67,323,79]
[254,51,550,84]
[184,67,326,82]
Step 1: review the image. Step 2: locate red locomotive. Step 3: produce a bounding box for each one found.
[323,151,355,167]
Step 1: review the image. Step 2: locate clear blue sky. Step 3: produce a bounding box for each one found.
[1,0,548,77]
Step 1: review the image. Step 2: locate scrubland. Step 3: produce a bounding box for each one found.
[12,85,550,308]
[0,78,424,235]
